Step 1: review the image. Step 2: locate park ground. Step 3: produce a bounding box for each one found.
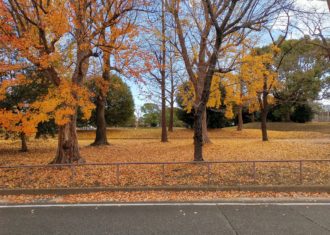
[0,122,330,204]
[1,122,330,165]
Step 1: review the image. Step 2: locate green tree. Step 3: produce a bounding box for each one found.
[140,103,160,127]
[274,38,329,121]
[78,75,135,127]
[103,76,135,127]
[35,120,57,139]
[0,69,52,151]
[291,104,314,123]
[166,107,183,128]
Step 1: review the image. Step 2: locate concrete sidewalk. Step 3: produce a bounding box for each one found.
[1,202,330,234]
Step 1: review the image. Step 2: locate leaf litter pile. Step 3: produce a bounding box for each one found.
[0,124,330,191]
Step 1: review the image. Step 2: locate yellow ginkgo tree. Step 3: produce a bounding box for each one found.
[178,75,239,126]
[222,47,280,139]
[239,46,280,141]
[179,43,280,142]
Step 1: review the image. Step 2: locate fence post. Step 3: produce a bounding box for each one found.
[162,164,165,185]
[116,164,120,186]
[207,163,211,185]
[299,161,303,184]
[252,162,256,184]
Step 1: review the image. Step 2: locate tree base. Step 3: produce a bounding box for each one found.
[203,138,212,145]
[49,156,86,164]
[193,158,204,162]
[90,141,110,146]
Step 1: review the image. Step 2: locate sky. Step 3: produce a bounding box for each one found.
[126,0,330,110]
[295,0,328,10]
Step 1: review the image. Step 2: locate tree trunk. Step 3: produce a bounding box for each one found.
[5,132,10,140]
[160,0,168,142]
[168,54,175,133]
[193,110,204,161]
[92,95,109,146]
[20,133,28,152]
[284,110,291,122]
[259,77,269,142]
[51,114,84,164]
[202,107,211,144]
[35,131,41,139]
[237,104,243,131]
[51,19,90,163]
[168,100,174,132]
[251,113,255,122]
[161,84,168,142]
[261,110,268,141]
[93,36,111,146]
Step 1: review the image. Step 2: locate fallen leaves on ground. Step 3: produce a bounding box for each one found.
[1,191,330,204]
[1,161,329,188]
[0,123,329,189]
[77,123,330,140]
[1,138,330,166]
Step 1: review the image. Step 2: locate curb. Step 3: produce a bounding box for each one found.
[1,198,330,207]
[1,185,330,195]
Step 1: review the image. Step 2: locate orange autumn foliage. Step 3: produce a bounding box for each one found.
[31,80,95,126]
[0,0,96,137]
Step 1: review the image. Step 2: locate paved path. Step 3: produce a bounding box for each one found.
[1,202,330,235]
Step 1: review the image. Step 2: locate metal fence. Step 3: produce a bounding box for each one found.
[0,159,330,189]
[313,112,330,122]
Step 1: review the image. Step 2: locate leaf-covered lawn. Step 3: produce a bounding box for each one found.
[0,123,329,189]
[1,138,330,166]
[78,122,330,140]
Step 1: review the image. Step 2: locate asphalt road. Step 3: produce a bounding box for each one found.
[1,202,330,235]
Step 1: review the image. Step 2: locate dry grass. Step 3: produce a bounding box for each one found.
[77,122,330,140]
[244,122,330,134]
[1,122,329,166]
[0,122,329,189]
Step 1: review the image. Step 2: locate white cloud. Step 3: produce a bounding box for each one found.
[272,0,328,33]
[296,0,329,12]
[295,0,328,12]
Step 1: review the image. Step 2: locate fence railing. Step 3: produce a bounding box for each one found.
[0,159,330,189]
[313,112,330,122]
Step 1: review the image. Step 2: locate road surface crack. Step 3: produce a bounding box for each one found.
[215,205,239,235]
[290,207,330,233]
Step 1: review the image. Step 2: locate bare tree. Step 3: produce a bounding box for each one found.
[293,4,330,100]
[160,0,168,142]
[167,47,183,132]
[140,0,184,138]
[90,0,143,146]
[166,0,292,161]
